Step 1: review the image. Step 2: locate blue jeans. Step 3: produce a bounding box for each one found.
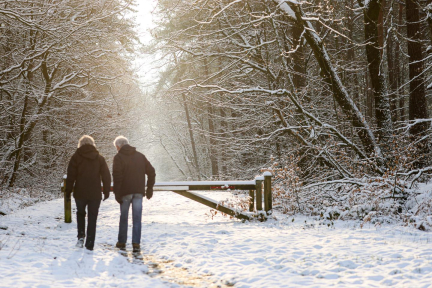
[118,193,143,244]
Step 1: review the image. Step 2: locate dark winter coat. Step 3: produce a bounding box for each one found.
[112,144,156,202]
[65,145,111,200]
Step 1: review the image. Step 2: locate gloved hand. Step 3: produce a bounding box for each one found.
[146,188,153,200]
[103,193,109,201]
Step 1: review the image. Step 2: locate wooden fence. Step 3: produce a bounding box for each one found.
[61,172,272,223]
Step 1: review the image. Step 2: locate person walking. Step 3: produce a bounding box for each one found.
[65,135,111,251]
[112,136,156,252]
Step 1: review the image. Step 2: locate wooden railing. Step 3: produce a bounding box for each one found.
[61,172,272,222]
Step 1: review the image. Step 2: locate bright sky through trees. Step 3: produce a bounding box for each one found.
[134,1,157,87]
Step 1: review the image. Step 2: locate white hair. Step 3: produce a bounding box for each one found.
[113,135,129,149]
[78,135,95,148]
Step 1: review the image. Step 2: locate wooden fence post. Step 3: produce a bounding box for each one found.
[63,176,72,223]
[249,190,255,212]
[255,176,263,211]
[263,172,272,214]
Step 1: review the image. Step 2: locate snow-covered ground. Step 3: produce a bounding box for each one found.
[1,191,431,287]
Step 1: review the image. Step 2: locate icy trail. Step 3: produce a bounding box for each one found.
[0,192,431,287]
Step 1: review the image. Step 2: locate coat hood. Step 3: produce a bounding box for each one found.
[77,144,99,160]
[119,144,136,156]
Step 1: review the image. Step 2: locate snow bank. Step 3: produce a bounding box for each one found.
[404,183,432,231]
[267,158,432,231]
[0,188,58,216]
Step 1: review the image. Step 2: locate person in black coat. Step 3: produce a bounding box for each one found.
[65,135,111,251]
[112,135,155,252]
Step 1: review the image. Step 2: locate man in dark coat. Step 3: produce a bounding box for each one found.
[65,135,111,251]
[112,135,156,252]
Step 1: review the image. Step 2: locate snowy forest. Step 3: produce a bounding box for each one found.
[1,0,432,225]
[149,0,432,227]
[1,1,432,287]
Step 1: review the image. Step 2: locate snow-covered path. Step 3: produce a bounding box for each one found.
[1,192,431,287]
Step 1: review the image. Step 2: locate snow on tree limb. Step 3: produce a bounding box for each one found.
[272,0,384,166]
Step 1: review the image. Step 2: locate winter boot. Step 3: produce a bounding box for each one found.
[85,240,94,251]
[116,242,126,250]
[132,243,140,253]
[76,238,84,248]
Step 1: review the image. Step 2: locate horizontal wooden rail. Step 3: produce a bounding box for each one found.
[61,173,273,222]
[62,176,258,191]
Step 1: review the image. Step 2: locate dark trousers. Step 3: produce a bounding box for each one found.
[75,199,101,250]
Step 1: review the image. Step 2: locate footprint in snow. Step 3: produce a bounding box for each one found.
[206,239,218,244]
[253,257,265,263]
[389,269,402,275]
[32,263,44,268]
[322,274,339,279]
[338,260,358,269]
[367,275,384,281]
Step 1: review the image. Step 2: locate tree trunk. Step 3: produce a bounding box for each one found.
[6,94,29,187]
[182,93,201,180]
[397,4,405,121]
[364,0,392,141]
[219,107,228,176]
[203,59,219,178]
[8,97,48,187]
[378,0,385,56]
[366,70,374,119]
[346,0,359,104]
[426,1,432,45]
[291,23,306,91]
[406,0,429,136]
[387,5,397,122]
[207,104,218,178]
